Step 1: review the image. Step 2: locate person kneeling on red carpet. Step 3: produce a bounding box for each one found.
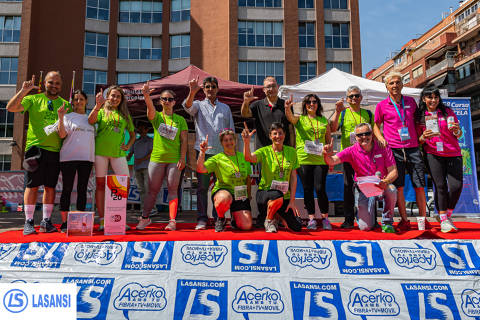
[324,123,398,233]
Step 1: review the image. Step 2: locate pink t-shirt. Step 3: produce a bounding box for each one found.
[375,95,419,148]
[337,140,396,180]
[416,108,461,157]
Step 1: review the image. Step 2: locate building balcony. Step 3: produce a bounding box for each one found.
[455,44,480,66]
[426,58,454,78]
[456,71,480,93]
[454,12,480,43]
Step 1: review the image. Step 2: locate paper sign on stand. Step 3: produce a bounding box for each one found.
[104,175,128,235]
[66,211,94,236]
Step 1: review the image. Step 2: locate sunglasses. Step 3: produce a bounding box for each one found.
[347,94,361,99]
[356,131,372,137]
[47,100,53,111]
[204,85,217,89]
[161,97,175,102]
[264,85,277,89]
[306,100,318,105]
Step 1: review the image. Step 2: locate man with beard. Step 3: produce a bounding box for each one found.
[7,71,71,235]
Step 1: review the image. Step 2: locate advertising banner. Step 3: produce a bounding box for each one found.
[0,239,480,319]
[443,98,480,215]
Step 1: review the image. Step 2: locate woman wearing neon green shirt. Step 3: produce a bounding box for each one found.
[88,86,135,231]
[197,130,252,232]
[242,122,302,233]
[136,82,188,231]
[285,94,332,231]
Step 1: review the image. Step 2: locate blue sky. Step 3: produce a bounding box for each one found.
[359,0,461,76]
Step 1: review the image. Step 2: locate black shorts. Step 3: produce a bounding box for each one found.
[25,148,61,188]
[256,189,302,232]
[211,189,252,212]
[391,147,425,188]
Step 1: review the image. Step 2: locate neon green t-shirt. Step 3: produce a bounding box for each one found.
[204,151,252,195]
[254,145,299,199]
[294,115,328,165]
[22,93,71,152]
[339,108,374,150]
[94,108,134,158]
[150,111,188,164]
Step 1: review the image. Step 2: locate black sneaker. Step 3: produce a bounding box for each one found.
[39,218,58,233]
[340,219,355,229]
[60,222,68,233]
[23,219,36,235]
[215,218,226,232]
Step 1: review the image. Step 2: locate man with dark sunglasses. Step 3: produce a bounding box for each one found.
[183,76,234,230]
[7,71,71,235]
[330,85,374,229]
[324,123,398,233]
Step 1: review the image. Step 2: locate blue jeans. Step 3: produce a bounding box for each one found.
[196,151,218,222]
[357,184,397,231]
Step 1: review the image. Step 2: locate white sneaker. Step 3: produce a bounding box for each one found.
[136,218,151,230]
[195,220,207,230]
[264,219,277,233]
[165,220,176,231]
[440,219,457,233]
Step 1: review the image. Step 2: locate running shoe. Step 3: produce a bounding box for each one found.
[195,220,207,230]
[322,218,332,230]
[165,220,176,231]
[23,219,36,236]
[264,219,277,233]
[441,219,457,233]
[449,217,458,231]
[215,218,226,232]
[60,221,68,233]
[396,219,411,231]
[381,224,396,233]
[435,215,457,230]
[307,219,317,230]
[39,218,58,233]
[340,219,355,229]
[136,218,151,230]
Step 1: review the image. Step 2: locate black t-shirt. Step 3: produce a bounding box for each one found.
[249,98,291,149]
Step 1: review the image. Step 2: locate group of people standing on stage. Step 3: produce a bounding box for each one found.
[8,69,463,236]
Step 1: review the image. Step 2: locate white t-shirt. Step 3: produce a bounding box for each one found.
[60,112,95,162]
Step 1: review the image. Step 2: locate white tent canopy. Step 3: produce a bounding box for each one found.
[278,68,423,107]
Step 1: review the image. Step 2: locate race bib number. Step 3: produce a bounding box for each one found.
[304,140,323,155]
[271,180,289,194]
[398,126,410,141]
[158,123,178,140]
[234,185,248,201]
[43,121,59,136]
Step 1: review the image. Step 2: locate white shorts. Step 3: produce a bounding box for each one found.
[95,155,129,177]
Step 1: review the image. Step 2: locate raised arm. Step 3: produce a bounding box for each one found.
[241,87,257,118]
[57,103,67,138]
[6,75,39,113]
[196,135,212,173]
[330,98,345,132]
[284,95,299,125]
[142,81,156,121]
[323,144,342,166]
[184,76,201,109]
[242,122,258,163]
[88,89,105,125]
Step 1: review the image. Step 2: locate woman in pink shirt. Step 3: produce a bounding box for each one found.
[415,85,462,233]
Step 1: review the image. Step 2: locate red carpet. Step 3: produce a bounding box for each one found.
[1,222,479,243]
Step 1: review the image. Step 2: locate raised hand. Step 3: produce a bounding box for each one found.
[142,81,154,96]
[95,88,106,107]
[323,143,333,155]
[243,87,258,103]
[189,75,201,93]
[285,94,294,109]
[22,75,39,93]
[199,135,212,153]
[241,122,256,141]
[335,98,346,113]
[57,102,66,118]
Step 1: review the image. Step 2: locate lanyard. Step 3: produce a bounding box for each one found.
[224,152,240,175]
[307,116,321,141]
[348,107,362,125]
[161,112,174,127]
[271,146,285,174]
[108,110,120,129]
[389,96,406,125]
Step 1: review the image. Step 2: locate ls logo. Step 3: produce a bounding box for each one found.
[63,277,114,320]
[401,283,461,320]
[11,243,69,269]
[333,241,389,275]
[433,241,480,276]
[173,279,228,320]
[121,241,174,271]
[3,289,28,313]
[290,281,346,319]
[231,240,280,273]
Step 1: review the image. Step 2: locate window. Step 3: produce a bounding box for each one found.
[83,69,107,95]
[456,61,475,80]
[326,62,351,73]
[0,57,17,84]
[0,154,10,171]
[238,61,284,85]
[324,0,347,9]
[412,66,423,79]
[239,0,282,7]
[402,72,410,84]
[238,21,283,47]
[298,0,314,8]
[84,32,108,58]
[1,0,22,2]
[170,34,190,59]
[300,62,316,82]
[324,23,349,48]
[117,73,161,85]
[0,16,20,42]
[171,0,190,22]
[0,101,13,139]
[118,36,161,60]
[119,0,162,23]
[299,22,315,48]
[86,0,109,20]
